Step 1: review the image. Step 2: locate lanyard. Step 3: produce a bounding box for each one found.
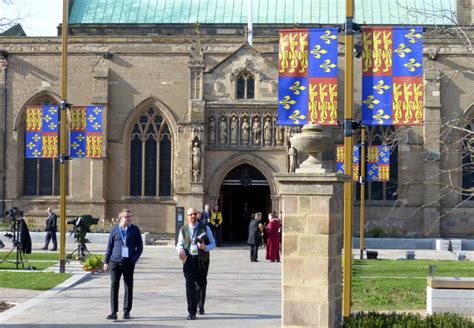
[120,226,128,247]
[190,223,199,244]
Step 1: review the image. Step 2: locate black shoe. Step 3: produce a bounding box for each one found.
[106,313,117,320]
[122,312,131,319]
[41,247,47,250]
[187,314,196,320]
[199,308,205,315]
[50,248,57,251]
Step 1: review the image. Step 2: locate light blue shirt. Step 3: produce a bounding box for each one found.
[176,223,216,253]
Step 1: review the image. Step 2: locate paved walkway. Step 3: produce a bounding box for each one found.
[1,245,282,327]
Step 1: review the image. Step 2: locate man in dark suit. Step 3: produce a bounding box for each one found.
[104,208,143,320]
[248,212,263,262]
[42,207,57,251]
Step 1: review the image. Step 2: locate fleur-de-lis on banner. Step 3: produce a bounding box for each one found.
[88,114,97,123]
[43,114,52,123]
[76,149,86,157]
[373,80,390,94]
[76,134,86,141]
[363,95,380,109]
[289,81,306,95]
[32,134,41,142]
[404,58,421,72]
[405,28,422,43]
[289,110,306,124]
[394,43,412,58]
[93,107,102,115]
[310,44,327,59]
[70,142,80,150]
[320,30,337,44]
[279,95,296,109]
[92,122,101,130]
[320,59,336,73]
[26,142,36,150]
[48,122,57,130]
[373,109,390,124]
[32,149,41,157]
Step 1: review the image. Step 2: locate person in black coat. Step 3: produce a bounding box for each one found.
[247,212,264,262]
[104,208,143,320]
[42,207,57,251]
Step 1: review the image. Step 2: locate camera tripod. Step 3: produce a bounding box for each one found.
[66,240,90,262]
[0,221,30,270]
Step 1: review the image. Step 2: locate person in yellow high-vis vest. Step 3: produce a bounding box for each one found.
[210,205,223,247]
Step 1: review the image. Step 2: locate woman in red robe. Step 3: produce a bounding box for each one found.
[266,213,280,262]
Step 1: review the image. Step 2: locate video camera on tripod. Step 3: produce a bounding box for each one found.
[1,207,32,269]
[67,215,99,260]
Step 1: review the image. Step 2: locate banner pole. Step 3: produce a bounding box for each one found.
[360,128,366,259]
[342,0,354,318]
[59,0,69,274]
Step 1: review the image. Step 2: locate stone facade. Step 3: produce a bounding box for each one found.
[0,23,473,238]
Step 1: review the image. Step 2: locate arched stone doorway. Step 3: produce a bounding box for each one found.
[207,153,278,244]
[220,164,271,242]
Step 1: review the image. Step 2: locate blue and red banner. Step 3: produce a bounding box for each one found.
[361,27,423,125]
[25,105,59,158]
[336,145,360,181]
[367,145,391,181]
[70,106,104,158]
[278,28,339,125]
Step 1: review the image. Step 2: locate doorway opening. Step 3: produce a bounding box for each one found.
[219,164,271,243]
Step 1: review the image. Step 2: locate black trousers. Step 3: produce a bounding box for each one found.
[250,244,259,262]
[183,256,210,315]
[109,260,135,314]
[44,230,57,249]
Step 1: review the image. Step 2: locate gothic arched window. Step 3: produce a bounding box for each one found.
[236,72,255,99]
[462,121,474,200]
[356,126,399,201]
[23,96,60,196]
[129,107,172,197]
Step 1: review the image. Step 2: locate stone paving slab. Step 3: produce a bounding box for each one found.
[1,245,282,327]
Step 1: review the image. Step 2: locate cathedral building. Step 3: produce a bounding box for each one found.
[0,0,473,239]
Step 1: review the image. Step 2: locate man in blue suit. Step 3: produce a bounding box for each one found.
[104,208,143,320]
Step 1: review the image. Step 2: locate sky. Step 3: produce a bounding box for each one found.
[1,0,63,36]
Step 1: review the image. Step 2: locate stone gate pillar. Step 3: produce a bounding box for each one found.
[275,172,345,327]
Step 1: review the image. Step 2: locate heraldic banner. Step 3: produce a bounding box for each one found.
[336,145,360,181]
[367,145,391,182]
[70,105,104,158]
[25,105,59,158]
[361,27,424,125]
[278,28,339,125]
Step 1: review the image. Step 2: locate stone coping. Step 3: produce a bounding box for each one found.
[427,277,474,289]
[354,238,474,250]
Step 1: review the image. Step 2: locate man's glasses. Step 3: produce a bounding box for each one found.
[123,215,132,219]
[187,213,198,216]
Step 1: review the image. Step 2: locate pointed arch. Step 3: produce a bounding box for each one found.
[125,97,176,197]
[14,91,61,131]
[207,153,278,198]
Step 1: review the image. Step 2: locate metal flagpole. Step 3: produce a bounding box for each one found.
[247,0,253,45]
[342,0,354,318]
[359,128,366,259]
[59,0,69,273]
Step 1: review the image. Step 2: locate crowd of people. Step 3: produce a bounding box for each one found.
[101,204,280,321]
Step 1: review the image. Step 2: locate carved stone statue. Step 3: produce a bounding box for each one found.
[214,80,224,94]
[230,116,238,144]
[264,117,272,146]
[289,146,298,173]
[252,118,261,145]
[276,125,284,146]
[241,118,250,145]
[219,117,227,144]
[192,141,201,180]
[208,117,216,144]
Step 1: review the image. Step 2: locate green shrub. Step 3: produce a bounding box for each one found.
[367,226,385,237]
[343,312,474,328]
[82,254,104,271]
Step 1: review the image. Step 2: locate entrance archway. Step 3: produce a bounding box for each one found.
[219,164,271,242]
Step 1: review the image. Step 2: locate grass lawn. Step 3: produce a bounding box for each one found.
[352,259,474,311]
[0,272,72,290]
[0,251,59,270]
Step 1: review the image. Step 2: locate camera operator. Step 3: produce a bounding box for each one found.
[176,207,215,320]
[5,208,32,254]
[42,208,57,251]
